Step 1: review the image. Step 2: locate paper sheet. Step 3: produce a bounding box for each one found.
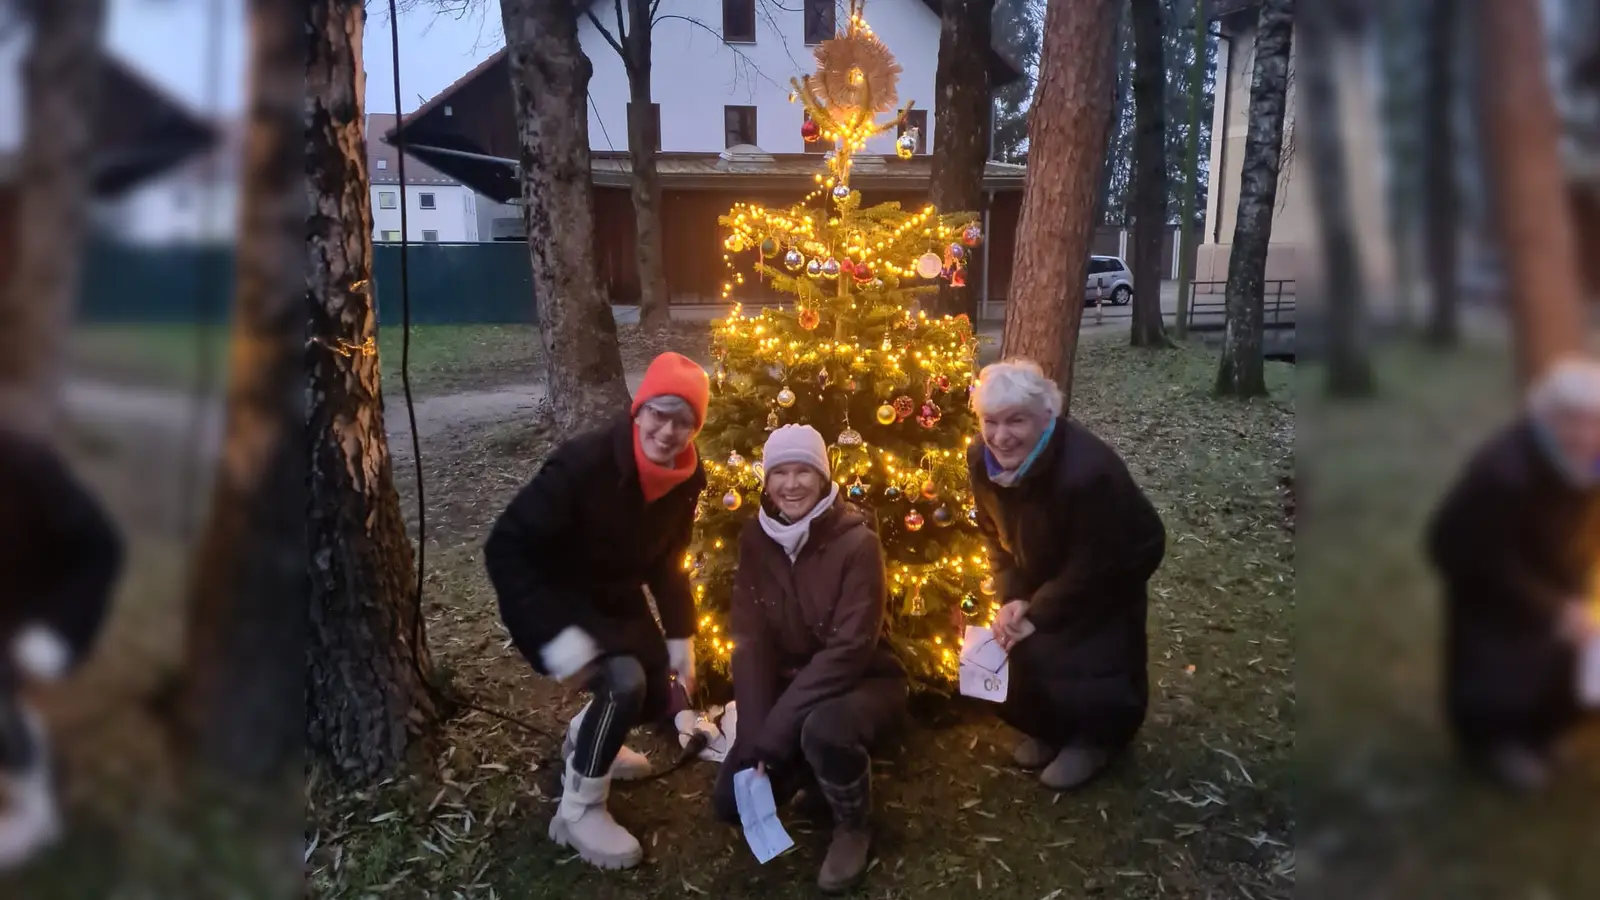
[732,767,793,864]
[1580,636,1600,708]
[674,702,738,762]
[959,625,1010,703]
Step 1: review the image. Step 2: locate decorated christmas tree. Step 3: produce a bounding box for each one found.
[686,3,995,684]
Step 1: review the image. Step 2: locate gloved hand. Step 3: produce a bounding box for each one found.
[667,638,696,696]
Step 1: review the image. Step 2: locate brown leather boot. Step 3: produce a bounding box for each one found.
[816,770,872,894]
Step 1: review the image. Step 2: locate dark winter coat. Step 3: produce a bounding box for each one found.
[0,429,123,681]
[1426,419,1600,746]
[727,501,905,768]
[484,416,706,677]
[967,417,1166,748]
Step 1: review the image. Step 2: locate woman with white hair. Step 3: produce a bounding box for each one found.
[485,352,709,869]
[1427,355,1600,792]
[966,360,1166,791]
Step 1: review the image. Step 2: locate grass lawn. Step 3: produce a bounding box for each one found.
[302,340,1297,899]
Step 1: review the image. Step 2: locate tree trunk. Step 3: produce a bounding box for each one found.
[1300,4,1374,396]
[1000,0,1121,412]
[0,0,104,440]
[1215,0,1292,399]
[304,0,438,783]
[1128,0,1172,348]
[1476,0,1587,385]
[1174,0,1205,340]
[503,0,632,430]
[1423,0,1460,346]
[625,0,671,331]
[181,0,305,784]
[930,0,995,320]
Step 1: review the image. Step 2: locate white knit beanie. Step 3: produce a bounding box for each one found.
[761,425,830,479]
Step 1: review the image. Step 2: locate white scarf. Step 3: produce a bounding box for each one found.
[758,483,840,562]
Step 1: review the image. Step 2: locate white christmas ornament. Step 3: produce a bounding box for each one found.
[915,251,943,279]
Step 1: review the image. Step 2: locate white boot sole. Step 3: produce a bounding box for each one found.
[547,815,643,870]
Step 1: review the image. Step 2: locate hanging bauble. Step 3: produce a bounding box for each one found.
[963,223,983,247]
[759,237,778,257]
[921,479,938,499]
[832,183,853,202]
[822,257,842,278]
[951,267,967,288]
[728,451,745,468]
[836,427,863,447]
[839,258,856,278]
[784,248,805,270]
[914,251,944,279]
[801,118,820,143]
[694,503,704,521]
[875,404,897,425]
[980,575,996,595]
[968,507,981,525]
[817,366,831,389]
[806,258,823,278]
[723,490,742,511]
[893,395,916,419]
[904,510,925,532]
[960,594,980,616]
[933,506,954,527]
[726,233,747,252]
[777,386,797,408]
[884,485,902,501]
[871,278,884,290]
[847,477,867,501]
[798,307,821,330]
[949,243,967,261]
[852,262,874,284]
[909,590,926,616]
[917,401,942,428]
[935,374,951,391]
[895,130,917,160]
[766,410,781,430]
[752,462,764,481]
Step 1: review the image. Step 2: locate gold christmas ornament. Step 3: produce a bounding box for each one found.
[875,404,897,425]
[777,386,797,408]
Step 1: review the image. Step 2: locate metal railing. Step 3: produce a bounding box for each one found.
[1184,280,1296,332]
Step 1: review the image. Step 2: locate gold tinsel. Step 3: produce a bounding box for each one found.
[813,31,901,118]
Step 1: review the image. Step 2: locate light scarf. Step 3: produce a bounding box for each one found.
[984,418,1058,488]
[758,482,840,561]
[1532,419,1600,489]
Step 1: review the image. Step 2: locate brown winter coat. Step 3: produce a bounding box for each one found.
[727,501,904,767]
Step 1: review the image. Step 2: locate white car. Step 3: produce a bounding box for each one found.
[1085,256,1134,306]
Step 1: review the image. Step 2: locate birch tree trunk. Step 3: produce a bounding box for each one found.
[305,0,437,782]
[1128,0,1172,348]
[929,0,994,320]
[1477,0,1588,384]
[1423,0,1460,347]
[1001,0,1121,411]
[502,0,632,430]
[1215,0,1292,399]
[181,0,304,784]
[623,0,671,331]
[0,0,105,440]
[1174,0,1206,340]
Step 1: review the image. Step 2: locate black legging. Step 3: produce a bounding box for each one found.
[570,655,670,778]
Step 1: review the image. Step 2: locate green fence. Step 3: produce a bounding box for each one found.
[76,240,538,324]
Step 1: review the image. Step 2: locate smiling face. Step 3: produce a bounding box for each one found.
[981,405,1050,470]
[765,461,828,520]
[636,405,695,465]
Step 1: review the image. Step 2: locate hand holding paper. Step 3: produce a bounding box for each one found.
[959,625,1010,703]
[732,767,793,864]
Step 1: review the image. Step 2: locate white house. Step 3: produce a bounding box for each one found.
[367,112,518,243]
[91,119,243,247]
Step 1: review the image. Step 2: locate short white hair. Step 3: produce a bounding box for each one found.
[638,394,696,426]
[972,359,1063,420]
[1528,357,1600,419]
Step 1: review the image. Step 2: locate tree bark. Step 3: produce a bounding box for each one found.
[1128,0,1172,348]
[503,0,632,431]
[1000,0,1121,412]
[930,0,995,320]
[1423,0,1460,346]
[622,0,671,331]
[304,0,438,783]
[1300,4,1374,396]
[181,0,304,784]
[1476,0,1587,385]
[0,0,105,440]
[1174,0,1205,340]
[1215,0,1292,399]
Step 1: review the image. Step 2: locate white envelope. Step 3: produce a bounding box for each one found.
[959,625,1010,703]
[1580,635,1600,708]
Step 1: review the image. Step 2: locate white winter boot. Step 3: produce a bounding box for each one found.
[548,759,642,870]
[0,705,60,871]
[563,700,651,781]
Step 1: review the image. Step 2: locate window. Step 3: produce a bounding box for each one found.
[418,192,436,209]
[378,191,397,209]
[376,159,388,170]
[722,0,755,43]
[724,105,757,148]
[804,0,835,44]
[421,230,439,242]
[898,110,928,155]
[1088,258,1116,275]
[803,112,828,153]
[627,102,662,152]
[381,230,400,241]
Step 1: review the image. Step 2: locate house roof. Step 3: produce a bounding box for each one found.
[89,54,218,196]
[366,112,462,186]
[589,148,1028,192]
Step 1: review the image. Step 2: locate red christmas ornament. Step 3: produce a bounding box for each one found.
[893,395,916,420]
[798,307,821,330]
[936,374,951,391]
[839,258,856,277]
[852,262,874,283]
[917,401,942,428]
[801,118,821,143]
[951,267,967,287]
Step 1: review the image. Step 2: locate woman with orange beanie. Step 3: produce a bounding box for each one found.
[485,351,709,870]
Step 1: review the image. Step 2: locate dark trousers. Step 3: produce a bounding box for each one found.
[712,676,904,824]
[998,628,1148,752]
[570,654,671,778]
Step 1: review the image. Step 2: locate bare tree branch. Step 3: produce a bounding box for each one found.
[585,5,630,74]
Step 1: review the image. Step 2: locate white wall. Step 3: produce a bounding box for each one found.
[370,183,480,242]
[94,176,239,246]
[578,0,941,156]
